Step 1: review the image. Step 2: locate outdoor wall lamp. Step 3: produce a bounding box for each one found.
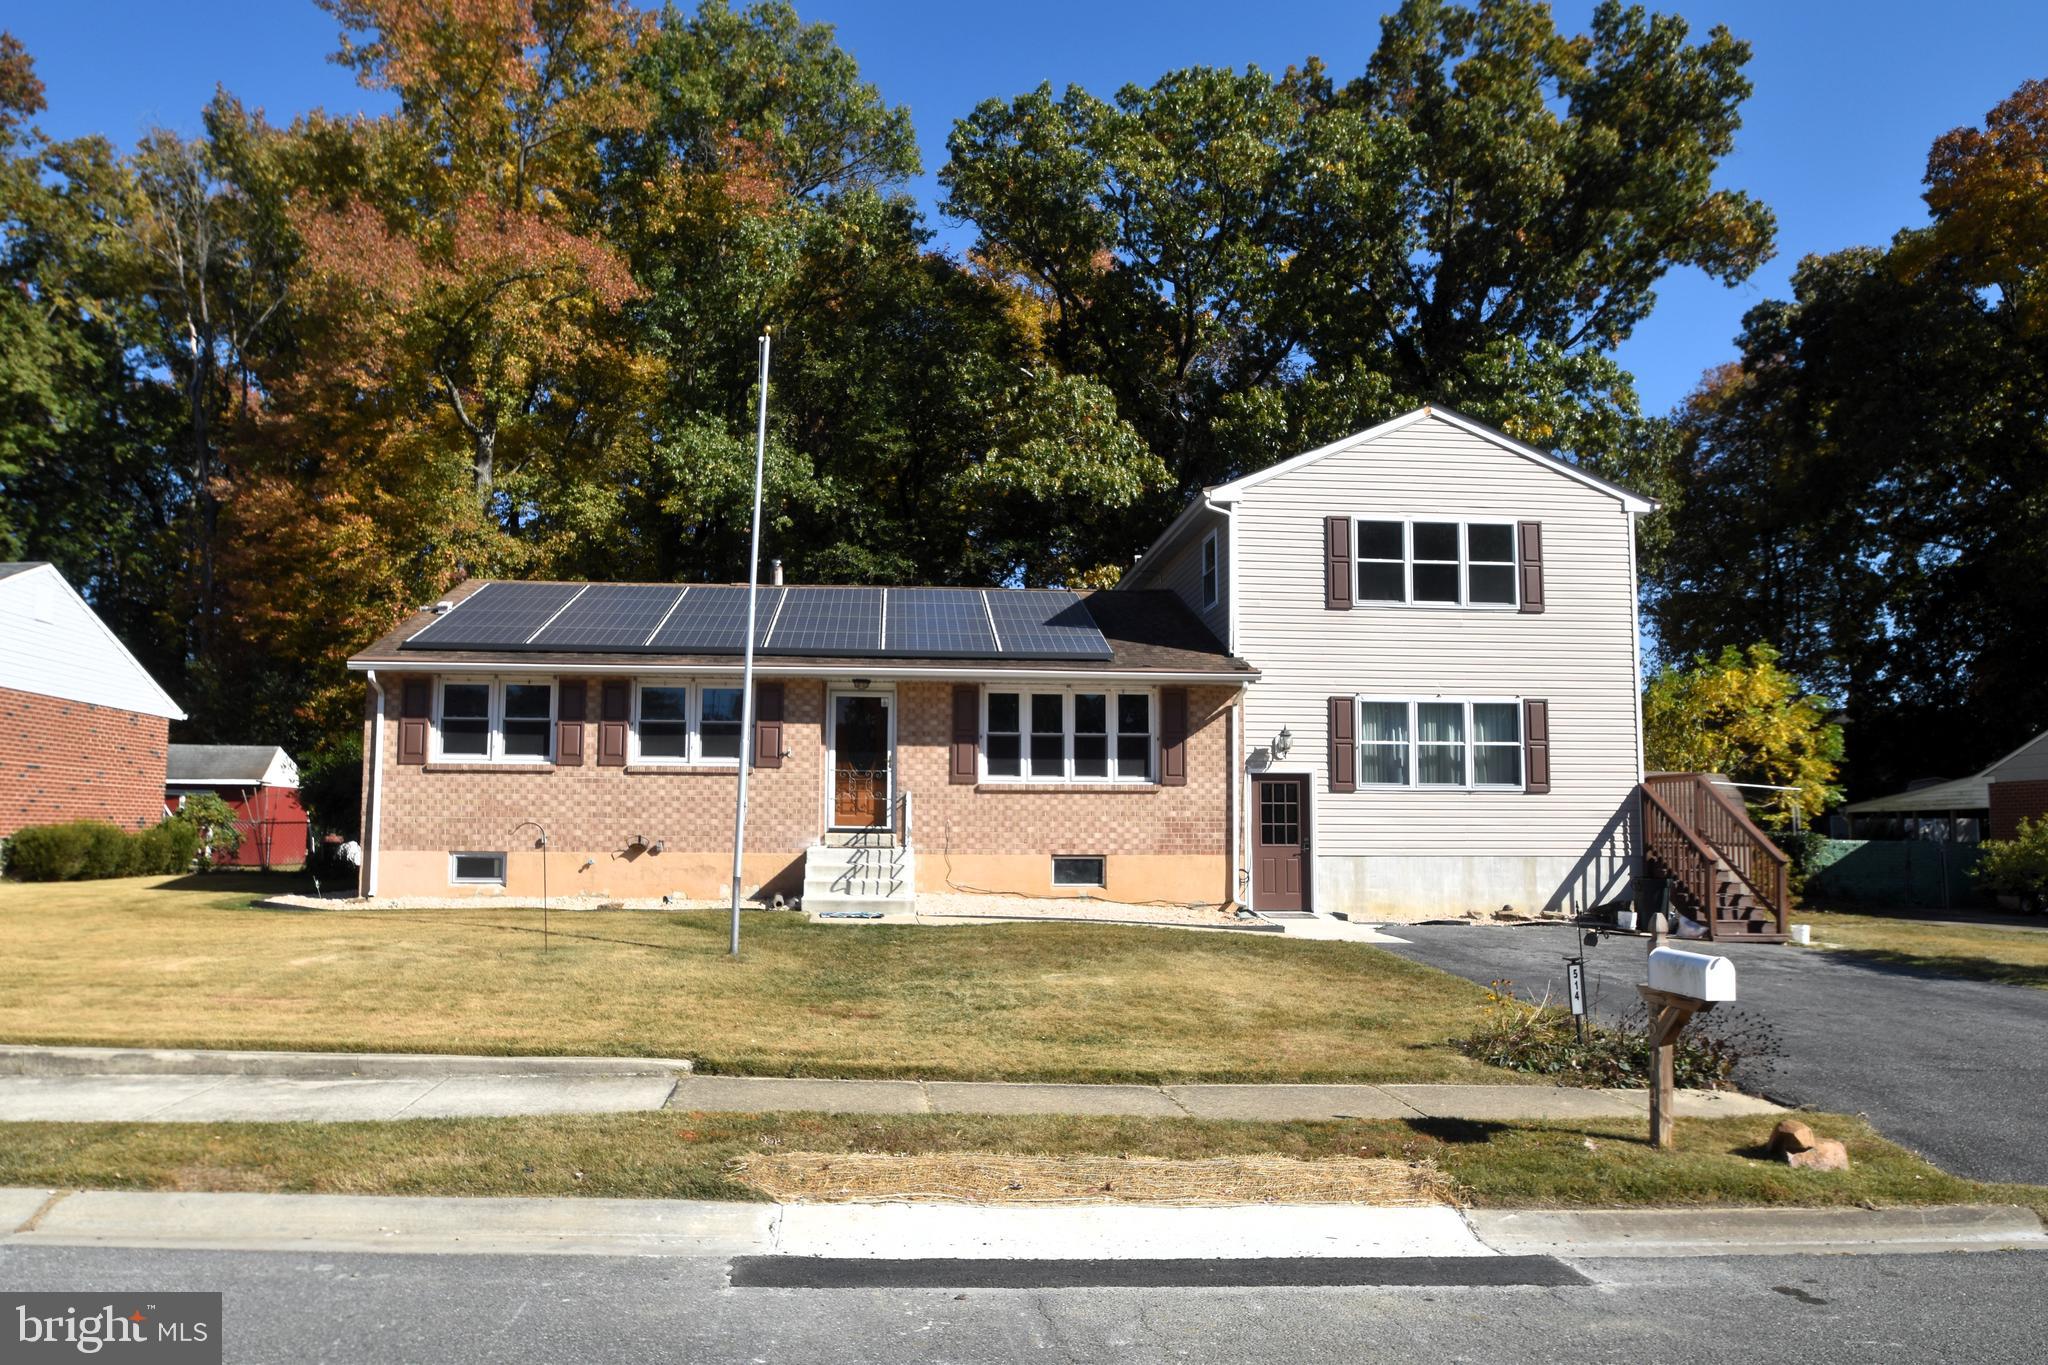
[852,677,872,690]
[1272,725,1293,760]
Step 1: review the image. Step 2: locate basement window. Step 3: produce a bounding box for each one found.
[450,851,507,886]
[1052,855,1106,888]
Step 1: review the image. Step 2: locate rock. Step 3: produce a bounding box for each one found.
[1785,1138,1850,1172]
[1768,1119,1818,1155]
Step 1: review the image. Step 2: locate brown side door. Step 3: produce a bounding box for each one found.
[1252,775,1309,912]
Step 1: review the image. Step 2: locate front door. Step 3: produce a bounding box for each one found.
[1253,775,1309,912]
[831,693,893,828]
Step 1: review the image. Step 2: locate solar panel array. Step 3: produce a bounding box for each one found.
[401,583,1110,660]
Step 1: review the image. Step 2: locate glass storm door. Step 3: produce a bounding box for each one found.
[832,694,893,828]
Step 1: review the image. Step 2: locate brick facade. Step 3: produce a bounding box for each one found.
[0,685,170,837]
[1990,780,2048,840]
[362,674,1237,904]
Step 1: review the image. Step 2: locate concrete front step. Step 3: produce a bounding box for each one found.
[802,843,915,908]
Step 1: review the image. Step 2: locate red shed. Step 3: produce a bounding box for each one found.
[165,745,309,870]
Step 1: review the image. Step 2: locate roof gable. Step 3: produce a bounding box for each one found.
[1208,406,1656,512]
[0,564,185,719]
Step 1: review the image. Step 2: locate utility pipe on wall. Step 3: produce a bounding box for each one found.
[365,669,385,898]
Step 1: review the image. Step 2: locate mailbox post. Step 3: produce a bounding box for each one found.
[1638,947,1738,1149]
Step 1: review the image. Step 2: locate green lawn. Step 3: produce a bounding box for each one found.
[3,1110,2040,1220]
[1798,909,2048,990]
[0,874,1516,1084]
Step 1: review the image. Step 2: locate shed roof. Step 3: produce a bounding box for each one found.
[166,745,296,786]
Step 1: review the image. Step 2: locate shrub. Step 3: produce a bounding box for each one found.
[298,736,363,840]
[171,792,243,868]
[3,818,200,880]
[1974,818,2048,908]
[1458,979,1782,1090]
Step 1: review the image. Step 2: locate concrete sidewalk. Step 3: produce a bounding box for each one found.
[0,1044,1785,1124]
[3,1186,2038,1261]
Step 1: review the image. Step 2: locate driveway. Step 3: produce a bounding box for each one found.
[1375,922,2048,1186]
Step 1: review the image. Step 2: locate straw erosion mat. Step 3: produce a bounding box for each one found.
[730,1152,1455,1206]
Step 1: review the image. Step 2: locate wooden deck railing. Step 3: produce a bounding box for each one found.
[1640,781,1724,921]
[1642,772,1792,937]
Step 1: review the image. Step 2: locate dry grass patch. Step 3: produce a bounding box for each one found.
[730,1151,1452,1206]
[0,874,1514,1083]
[1798,910,2048,990]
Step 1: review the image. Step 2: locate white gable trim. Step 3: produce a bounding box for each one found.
[1208,406,1656,514]
[1984,729,2048,781]
[0,564,185,720]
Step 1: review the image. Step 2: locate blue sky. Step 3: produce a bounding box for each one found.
[13,0,2046,414]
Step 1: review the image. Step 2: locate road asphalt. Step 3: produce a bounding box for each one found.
[1373,923,2048,1185]
[4,1241,2043,1364]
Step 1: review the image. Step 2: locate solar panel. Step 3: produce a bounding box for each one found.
[646,585,784,653]
[985,589,1113,660]
[527,583,685,650]
[403,582,584,650]
[766,586,883,655]
[884,588,998,657]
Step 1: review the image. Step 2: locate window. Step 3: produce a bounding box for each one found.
[986,691,1022,777]
[435,679,555,763]
[1353,699,1523,789]
[450,851,506,886]
[984,689,1155,783]
[632,681,744,765]
[1354,520,1519,608]
[1052,855,1106,887]
[1200,530,1219,609]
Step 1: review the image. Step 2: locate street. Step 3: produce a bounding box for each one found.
[1376,924,2048,1184]
[2,1243,2040,1364]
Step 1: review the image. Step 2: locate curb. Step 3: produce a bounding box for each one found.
[1465,1204,2048,1258]
[0,1044,693,1080]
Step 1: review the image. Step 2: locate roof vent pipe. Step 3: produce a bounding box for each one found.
[771,559,783,586]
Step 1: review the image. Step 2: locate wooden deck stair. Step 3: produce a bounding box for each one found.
[1639,772,1791,943]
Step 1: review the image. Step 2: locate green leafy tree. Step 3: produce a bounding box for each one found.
[1643,644,1844,826]
[171,791,245,866]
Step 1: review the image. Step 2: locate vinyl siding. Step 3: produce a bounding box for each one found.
[1138,508,1229,648]
[1233,414,1642,862]
[1989,733,2048,782]
[0,565,184,719]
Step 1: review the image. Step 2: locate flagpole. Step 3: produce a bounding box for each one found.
[732,329,771,957]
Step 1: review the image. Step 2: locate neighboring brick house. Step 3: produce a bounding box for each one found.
[347,583,1251,906]
[1840,729,2048,843]
[0,562,186,839]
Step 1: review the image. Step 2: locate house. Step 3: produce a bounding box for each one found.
[0,562,186,839]
[1842,728,2048,843]
[346,582,1251,905]
[346,406,1738,926]
[166,745,311,869]
[1119,405,1653,919]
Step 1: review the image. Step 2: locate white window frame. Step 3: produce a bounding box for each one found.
[1353,519,1520,610]
[980,686,1157,785]
[1199,529,1219,609]
[449,851,507,886]
[1351,697,1524,791]
[629,678,745,767]
[432,677,557,764]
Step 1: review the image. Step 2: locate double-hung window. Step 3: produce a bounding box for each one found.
[632,681,744,765]
[1200,531,1219,609]
[984,689,1154,783]
[434,679,557,763]
[1355,520,1519,607]
[1354,698,1522,789]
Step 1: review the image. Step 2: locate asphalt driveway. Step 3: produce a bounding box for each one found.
[1374,922,2048,1186]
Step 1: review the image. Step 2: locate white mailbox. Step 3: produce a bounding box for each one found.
[1646,947,1737,1003]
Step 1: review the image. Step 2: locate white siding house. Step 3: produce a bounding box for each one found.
[1121,407,1652,919]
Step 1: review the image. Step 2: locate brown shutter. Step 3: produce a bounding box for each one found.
[1324,515,1354,611]
[1517,521,1545,614]
[1159,687,1188,786]
[949,684,979,784]
[1523,698,1551,794]
[1327,695,1356,792]
[598,680,630,766]
[398,679,430,765]
[555,680,586,766]
[753,681,784,769]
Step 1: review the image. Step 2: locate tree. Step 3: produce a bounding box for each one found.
[940,0,1773,560]
[1643,644,1843,827]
